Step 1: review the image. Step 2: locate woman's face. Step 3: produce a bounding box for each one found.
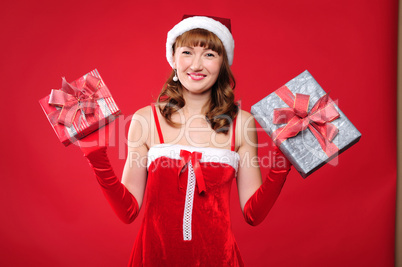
[173,45,223,95]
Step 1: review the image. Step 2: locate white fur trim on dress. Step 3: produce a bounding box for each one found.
[166,16,235,68]
[147,144,239,174]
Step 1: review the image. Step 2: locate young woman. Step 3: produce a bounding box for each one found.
[82,15,291,267]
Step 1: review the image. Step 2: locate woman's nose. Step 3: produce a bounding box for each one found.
[190,55,203,71]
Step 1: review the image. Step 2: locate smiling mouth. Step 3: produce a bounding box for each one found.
[188,73,206,80]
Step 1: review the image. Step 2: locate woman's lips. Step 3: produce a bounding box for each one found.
[188,73,206,81]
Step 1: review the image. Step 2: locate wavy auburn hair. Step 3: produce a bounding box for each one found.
[157,28,238,134]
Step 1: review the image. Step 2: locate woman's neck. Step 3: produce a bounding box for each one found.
[182,89,211,116]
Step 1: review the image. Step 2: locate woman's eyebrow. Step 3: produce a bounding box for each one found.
[182,46,213,50]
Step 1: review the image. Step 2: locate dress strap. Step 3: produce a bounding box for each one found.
[231,115,237,152]
[151,103,164,144]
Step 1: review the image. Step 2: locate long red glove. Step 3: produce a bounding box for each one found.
[243,145,291,226]
[78,129,139,224]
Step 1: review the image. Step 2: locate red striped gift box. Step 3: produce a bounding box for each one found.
[39,69,121,146]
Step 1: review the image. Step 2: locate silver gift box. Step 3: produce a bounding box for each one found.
[250,70,361,178]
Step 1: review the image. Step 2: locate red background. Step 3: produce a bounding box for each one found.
[0,0,397,266]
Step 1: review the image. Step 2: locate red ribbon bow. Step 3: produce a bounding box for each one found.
[178,150,206,194]
[271,85,340,157]
[48,74,110,127]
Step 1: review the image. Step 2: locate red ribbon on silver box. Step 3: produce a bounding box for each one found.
[271,85,340,157]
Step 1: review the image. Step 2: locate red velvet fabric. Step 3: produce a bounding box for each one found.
[129,155,244,266]
[82,127,290,265]
[243,170,288,226]
[85,147,140,224]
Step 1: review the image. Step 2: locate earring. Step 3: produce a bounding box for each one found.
[173,69,178,82]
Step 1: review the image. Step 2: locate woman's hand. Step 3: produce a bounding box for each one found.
[270,142,292,172]
[76,122,113,157]
[236,111,291,226]
[76,121,140,224]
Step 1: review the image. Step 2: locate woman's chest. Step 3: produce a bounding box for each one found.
[147,144,239,189]
[150,115,232,150]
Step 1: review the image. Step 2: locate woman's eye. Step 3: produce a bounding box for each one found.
[206,53,215,57]
[182,51,191,55]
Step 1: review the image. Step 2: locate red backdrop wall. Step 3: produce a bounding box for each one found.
[0,0,397,266]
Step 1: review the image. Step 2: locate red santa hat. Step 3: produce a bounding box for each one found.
[166,15,235,68]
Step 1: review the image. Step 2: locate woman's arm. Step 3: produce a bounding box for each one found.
[81,107,151,224]
[121,107,151,209]
[236,110,291,226]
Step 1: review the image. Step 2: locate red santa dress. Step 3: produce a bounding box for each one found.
[129,104,244,266]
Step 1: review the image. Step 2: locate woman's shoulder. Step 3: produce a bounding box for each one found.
[128,105,158,149]
[132,103,162,122]
[128,105,154,133]
[134,102,167,117]
[130,103,168,130]
[235,109,257,151]
[134,105,152,117]
[128,106,150,127]
[236,109,256,128]
[237,109,253,119]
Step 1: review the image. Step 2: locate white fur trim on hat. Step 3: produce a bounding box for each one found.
[166,16,234,68]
